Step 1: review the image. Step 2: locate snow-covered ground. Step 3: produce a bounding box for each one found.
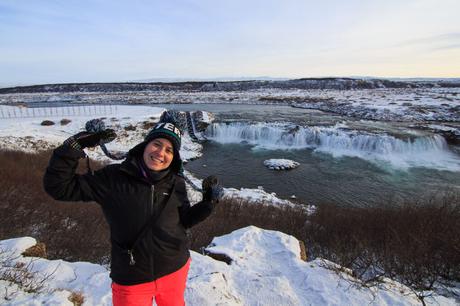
[289,87,460,122]
[1,226,456,306]
[1,87,459,123]
[0,105,168,157]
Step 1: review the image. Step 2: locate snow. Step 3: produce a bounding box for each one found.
[288,87,460,122]
[0,237,37,257]
[2,87,459,123]
[0,105,166,157]
[427,124,458,132]
[182,170,314,211]
[1,228,456,305]
[200,111,212,123]
[264,158,300,170]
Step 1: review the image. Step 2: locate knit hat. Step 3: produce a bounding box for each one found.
[144,122,182,153]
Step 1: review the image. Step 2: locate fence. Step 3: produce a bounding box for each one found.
[0,105,118,119]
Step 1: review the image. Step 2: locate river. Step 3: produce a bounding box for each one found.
[158,103,460,207]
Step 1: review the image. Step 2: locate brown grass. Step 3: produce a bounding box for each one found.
[305,199,460,296]
[68,291,84,306]
[0,149,109,264]
[22,242,47,258]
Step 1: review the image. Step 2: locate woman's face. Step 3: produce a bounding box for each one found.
[143,138,174,171]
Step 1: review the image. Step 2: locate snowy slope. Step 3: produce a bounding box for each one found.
[0,227,456,306]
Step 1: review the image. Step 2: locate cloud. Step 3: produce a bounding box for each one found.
[394,32,460,48]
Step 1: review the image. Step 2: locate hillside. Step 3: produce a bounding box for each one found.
[1,78,460,94]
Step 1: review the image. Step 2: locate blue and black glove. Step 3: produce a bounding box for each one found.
[64,129,117,151]
[202,175,224,203]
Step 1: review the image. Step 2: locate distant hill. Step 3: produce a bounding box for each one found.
[1,77,459,94]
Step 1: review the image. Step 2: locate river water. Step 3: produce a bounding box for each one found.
[158,103,460,207]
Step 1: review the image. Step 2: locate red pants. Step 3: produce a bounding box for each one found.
[112,259,191,306]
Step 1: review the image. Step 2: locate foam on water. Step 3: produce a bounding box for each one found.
[206,122,460,171]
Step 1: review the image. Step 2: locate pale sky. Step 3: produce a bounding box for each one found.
[1,0,459,85]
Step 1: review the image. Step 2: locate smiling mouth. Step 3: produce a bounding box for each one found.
[149,155,163,163]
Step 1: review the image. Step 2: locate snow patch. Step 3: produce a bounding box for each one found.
[0,237,37,256]
[1,228,456,305]
[264,158,300,170]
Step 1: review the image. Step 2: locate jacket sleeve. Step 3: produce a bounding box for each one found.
[43,144,112,205]
[176,177,213,228]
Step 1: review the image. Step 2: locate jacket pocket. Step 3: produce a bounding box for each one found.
[152,226,185,254]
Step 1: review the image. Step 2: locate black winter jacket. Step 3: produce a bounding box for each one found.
[43,144,213,285]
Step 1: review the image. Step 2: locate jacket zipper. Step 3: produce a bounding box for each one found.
[150,184,155,275]
[151,185,155,215]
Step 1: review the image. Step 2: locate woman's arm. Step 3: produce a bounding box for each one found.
[43,144,111,204]
[176,178,214,229]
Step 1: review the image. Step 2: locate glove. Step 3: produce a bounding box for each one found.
[64,129,117,150]
[202,175,224,203]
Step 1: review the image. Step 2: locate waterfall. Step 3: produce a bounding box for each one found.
[206,122,460,170]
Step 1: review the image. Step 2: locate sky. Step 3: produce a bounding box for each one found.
[0,0,459,85]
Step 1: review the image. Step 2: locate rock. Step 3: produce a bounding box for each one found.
[299,241,307,261]
[204,249,233,265]
[21,242,47,258]
[440,131,460,145]
[40,120,55,126]
[124,124,136,131]
[141,120,155,130]
[264,159,300,170]
[60,118,71,125]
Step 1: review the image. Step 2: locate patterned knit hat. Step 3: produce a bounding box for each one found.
[144,122,182,153]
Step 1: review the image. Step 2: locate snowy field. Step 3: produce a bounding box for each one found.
[1,87,459,123]
[1,226,457,306]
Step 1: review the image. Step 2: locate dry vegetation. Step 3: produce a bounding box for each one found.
[0,149,459,300]
[0,149,110,264]
[68,291,85,306]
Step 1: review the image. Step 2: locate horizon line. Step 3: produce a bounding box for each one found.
[2,75,460,89]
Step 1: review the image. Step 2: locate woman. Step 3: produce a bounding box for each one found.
[43,121,222,306]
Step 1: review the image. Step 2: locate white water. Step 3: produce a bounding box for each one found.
[206,122,460,171]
